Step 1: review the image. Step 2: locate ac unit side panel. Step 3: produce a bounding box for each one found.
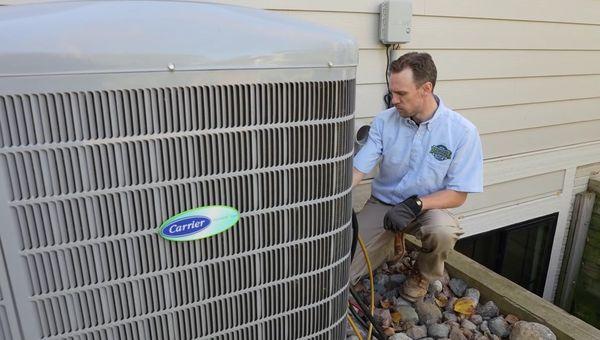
[0,75,356,339]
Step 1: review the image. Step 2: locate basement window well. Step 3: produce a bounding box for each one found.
[455,213,558,297]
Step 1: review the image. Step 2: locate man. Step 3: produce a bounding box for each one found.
[351,52,483,302]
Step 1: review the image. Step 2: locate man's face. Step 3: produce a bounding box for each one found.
[389,68,431,118]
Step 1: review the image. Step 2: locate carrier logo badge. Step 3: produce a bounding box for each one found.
[159,205,239,242]
[430,145,452,161]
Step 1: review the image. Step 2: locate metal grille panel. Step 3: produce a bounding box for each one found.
[0,79,355,339]
[0,82,352,148]
[0,248,15,340]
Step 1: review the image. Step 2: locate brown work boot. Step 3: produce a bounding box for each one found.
[400,270,429,302]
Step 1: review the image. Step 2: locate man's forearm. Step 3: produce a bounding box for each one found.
[420,189,467,211]
[352,167,366,188]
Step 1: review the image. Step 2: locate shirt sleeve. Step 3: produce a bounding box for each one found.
[353,116,383,174]
[445,125,484,193]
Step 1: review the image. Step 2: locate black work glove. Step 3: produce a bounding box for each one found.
[383,195,423,232]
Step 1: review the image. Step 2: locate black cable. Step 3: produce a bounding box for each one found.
[350,210,359,261]
[384,44,392,109]
[349,288,389,340]
[348,304,370,331]
[348,304,386,340]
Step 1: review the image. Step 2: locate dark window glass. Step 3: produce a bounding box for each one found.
[454,213,558,296]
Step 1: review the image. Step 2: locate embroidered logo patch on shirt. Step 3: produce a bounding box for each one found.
[430,145,452,161]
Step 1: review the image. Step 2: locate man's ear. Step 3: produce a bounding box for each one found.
[421,82,433,95]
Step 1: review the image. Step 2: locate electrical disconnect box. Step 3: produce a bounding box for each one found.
[379,0,412,44]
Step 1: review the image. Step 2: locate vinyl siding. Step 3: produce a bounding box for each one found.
[3,0,599,300]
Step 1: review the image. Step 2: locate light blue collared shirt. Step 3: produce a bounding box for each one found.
[354,96,483,205]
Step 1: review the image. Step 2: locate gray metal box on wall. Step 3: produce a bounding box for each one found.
[0,2,357,339]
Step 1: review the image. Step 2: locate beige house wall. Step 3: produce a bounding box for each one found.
[3,0,600,300]
[200,0,600,300]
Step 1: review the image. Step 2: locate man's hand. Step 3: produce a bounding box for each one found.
[383,195,423,232]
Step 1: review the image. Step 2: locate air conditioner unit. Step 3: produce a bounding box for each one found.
[0,1,358,339]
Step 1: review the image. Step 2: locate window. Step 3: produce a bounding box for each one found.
[454,213,558,296]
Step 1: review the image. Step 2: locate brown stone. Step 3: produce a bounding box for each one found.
[505,314,519,325]
[415,299,442,325]
[510,321,557,340]
[449,325,468,340]
[373,308,392,328]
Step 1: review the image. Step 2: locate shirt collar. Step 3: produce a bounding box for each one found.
[400,95,446,131]
[424,95,445,131]
[402,116,418,128]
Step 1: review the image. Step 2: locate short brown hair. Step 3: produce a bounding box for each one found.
[389,52,437,90]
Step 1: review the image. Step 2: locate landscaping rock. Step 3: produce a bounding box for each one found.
[480,320,490,333]
[505,314,519,325]
[442,284,454,299]
[477,301,500,319]
[470,314,483,325]
[445,297,458,312]
[461,319,478,332]
[510,321,557,340]
[449,278,468,297]
[449,325,468,340]
[395,305,420,324]
[427,323,450,338]
[428,280,443,295]
[373,308,392,328]
[488,316,510,338]
[390,273,407,286]
[406,324,427,339]
[392,296,412,308]
[375,273,391,287]
[389,333,413,340]
[347,246,557,340]
[415,300,442,325]
[464,288,481,304]
[443,311,458,322]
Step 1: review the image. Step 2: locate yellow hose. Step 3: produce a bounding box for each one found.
[346,314,364,340]
[357,236,375,340]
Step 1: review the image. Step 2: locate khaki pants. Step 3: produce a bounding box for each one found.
[350,196,464,284]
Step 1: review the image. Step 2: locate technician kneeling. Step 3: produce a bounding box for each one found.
[350,52,483,302]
